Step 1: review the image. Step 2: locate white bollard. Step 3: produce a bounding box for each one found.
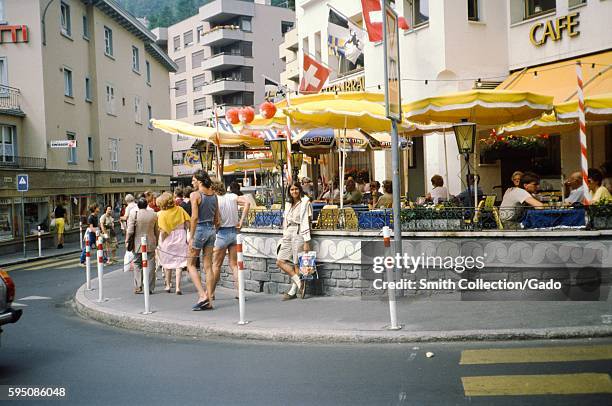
[96,236,106,302]
[236,234,248,325]
[383,226,400,330]
[85,233,92,290]
[37,226,42,257]
[79,221,83,250]
[141,236,152,314]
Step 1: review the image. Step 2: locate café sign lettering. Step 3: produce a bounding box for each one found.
[529,13,579,47]
[0,25,29,43]
[322,75,365,93]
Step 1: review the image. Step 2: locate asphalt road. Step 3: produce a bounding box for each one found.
[1,257,611,405]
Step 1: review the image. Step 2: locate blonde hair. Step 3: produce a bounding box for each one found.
[156,192,175,210]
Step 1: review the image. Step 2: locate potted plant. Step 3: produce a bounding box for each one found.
[590,198,612,229]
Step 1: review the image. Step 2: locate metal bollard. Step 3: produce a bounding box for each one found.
[382,226,399,330]
[79,221,83,250]
[141,236,152,314]
[85,233,92,290]
[236,234,248,325]
[37,226,42,257]
[96,236,106,302]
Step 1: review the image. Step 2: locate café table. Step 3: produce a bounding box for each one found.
[521,207,586,229]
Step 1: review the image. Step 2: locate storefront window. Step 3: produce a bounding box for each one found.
[0,200,13,241]
[23,199,49,235]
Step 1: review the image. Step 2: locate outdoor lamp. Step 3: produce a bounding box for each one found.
[268,138,288,208]
[291,151,304,174]
[453,121,476,154]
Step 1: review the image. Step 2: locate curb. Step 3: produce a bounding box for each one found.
[1,249,82,267]
[73,284,612,344]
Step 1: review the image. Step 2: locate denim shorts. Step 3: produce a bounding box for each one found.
[193,223,216,250]
[215,227,237,249]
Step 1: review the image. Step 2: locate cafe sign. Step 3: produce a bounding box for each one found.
[529,12,579,47]
[0,25,29,43]
[322,75,365,93]
[50,140,77,148]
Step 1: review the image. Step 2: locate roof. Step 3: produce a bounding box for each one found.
[145,43,178,73]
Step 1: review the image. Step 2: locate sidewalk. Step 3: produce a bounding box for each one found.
[74,267,612,343]
[0,240,83,267]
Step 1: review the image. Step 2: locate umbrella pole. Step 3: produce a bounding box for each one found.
[443,129,450,201]
[576,62,592,204]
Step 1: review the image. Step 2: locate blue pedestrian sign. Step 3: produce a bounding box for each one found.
[17,174,28,192]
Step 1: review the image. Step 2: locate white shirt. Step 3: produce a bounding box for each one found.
[430,186,449,203]
[500,187,531,221]
[217,193,239,228]
[124,202,137,219]
[567,184,586,204]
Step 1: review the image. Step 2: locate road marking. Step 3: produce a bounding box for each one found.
[460,345,612,365]
[18,296,52,300]
[462,373,612,396]
[11,302,28,307]
[13,257,81,271]
[3,255,78,271]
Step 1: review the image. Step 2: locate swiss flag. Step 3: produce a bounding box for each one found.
[299,54,331,94]
[361,0,409,42]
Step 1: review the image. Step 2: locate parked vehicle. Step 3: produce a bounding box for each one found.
[0,270,22,346]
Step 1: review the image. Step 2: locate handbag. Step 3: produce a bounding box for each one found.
[126,211,138,251]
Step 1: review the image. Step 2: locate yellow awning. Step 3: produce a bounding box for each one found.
[498,50,612,104]
[151,119,265,149]
[224,158,275,173]
[555,93,612,121]
[498,113,577,136]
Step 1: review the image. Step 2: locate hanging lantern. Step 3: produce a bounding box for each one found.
[226,108,240,124]
[239,106,255,124]
[259,101,277,119]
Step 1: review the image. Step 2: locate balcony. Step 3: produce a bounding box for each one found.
[201,104,242,120]
[200,27,252,47]
[201,79,255,95]
[284,58,299,81]
[284,28,298,51]
[0,156,46,169]
[199,0,255,24]
[0,86,25,117]
[201,53,253,71]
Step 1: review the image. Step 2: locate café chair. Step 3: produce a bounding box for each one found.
[339,207,359,231]
[316,207,340,230]
[472,195,503,230]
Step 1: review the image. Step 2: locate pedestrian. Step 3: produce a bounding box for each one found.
[174,187,184,207]
[230,181,256,208]
[276,181,312,300]
[156,192,190,295]
[187,170,220,311]
[80,204,100,265]
[145,190,160,212]
[99,205,118,265]
[211,180,251,299]
[181,186,193,216]
[125,197,159,294]
[54,201,66,249]
[120,194,137,233]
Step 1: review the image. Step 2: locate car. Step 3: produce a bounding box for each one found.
[0,269,22,346]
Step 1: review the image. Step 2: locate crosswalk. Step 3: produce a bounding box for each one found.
[460,344,612,397]
[3,255,84,272]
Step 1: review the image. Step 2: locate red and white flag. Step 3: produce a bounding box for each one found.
[361,0,409,42]
[299,54,331,94]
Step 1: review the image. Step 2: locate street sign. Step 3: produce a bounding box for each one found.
[16,174,28,192]
[50,140,77,148]
[382,1,401,122]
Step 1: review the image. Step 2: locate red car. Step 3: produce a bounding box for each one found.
[0,270,22,346]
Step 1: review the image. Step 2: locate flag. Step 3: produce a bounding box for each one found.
[327,6,364,64]
[299,54,331,94]
[263,76,286,103]
[361,0,409,42]
[214,117,238,133]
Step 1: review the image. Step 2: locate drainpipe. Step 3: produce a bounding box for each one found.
[41,0,56,46]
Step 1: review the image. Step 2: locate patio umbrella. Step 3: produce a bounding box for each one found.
[224,158,275,174]
[402,90,554,126]
[555,93,612,122]
[365,132,411,150]
[498,112,578,136]
[150,119,265,149]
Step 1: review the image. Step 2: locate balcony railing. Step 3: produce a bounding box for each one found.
[0,156,46,169]
[0,85,25,116]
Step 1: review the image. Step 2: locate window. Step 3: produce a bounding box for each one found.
[525,0,555,19]
[0,57,8,89]
[193,74,206,91]
[192,50,204,69]
[87,136,93,161]
[105,84,116,115]
[147,104,153,129]
[149,150,154,174]
[410,0,429,27]
[60,1,71,37]
[196,25,204,43]
[63,67,73,97]
[136,144,144,173]
[0,125,15,163]
[67,132,77,164]
[173,35,181,51]
[281,21,293,35]
[184,30,193,47]
[134,96,141,123]
[568,0,586,8]
[0,1,4,22]
[132,46,140,72]
[104,26,113,56]
[176,102,187,119]
[241,17,252,32]
[468,0,479,21]
[175,57,186,74]
[194,97,206,114]
[82,14,89,39]
[175,79,187,97]
[145,61,151,84]
[109,138,118,171]
[85,76,92,101]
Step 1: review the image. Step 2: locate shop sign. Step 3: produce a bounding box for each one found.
[0,198,12,205]
[0,25,29,43]
[3,177,13,183]
[382,3,401,121]
[50,140,77,148]
[322,75,365,93]
[529,12,579,47]
[24,197,49,203]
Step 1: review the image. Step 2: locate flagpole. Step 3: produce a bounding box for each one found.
[213,104,222,178]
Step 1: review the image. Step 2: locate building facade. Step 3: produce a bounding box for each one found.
[0,0,175,250]
[165,0,295,182]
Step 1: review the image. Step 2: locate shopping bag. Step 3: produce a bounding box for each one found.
[298,251,317,277]
[123,251,134,272]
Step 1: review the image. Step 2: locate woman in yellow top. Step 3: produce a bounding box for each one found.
[376,180,394,208]
[588,168,612,203]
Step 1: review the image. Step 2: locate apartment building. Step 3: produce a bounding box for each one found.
[165,0,294,182]
[0,0,176,251]
[279,27,299,93]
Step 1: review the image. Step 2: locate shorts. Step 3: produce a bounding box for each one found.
[215,227,237,249]
[192,223,216,250]
[55,218,65,234]
[277,227,304,265]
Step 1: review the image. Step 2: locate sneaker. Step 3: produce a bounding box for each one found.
[79,263,86,268]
